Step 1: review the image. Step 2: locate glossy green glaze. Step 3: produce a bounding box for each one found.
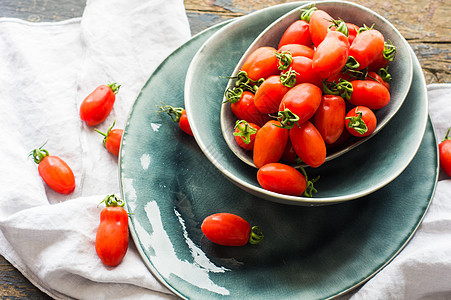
[185,1,422,205]
[120,2,438,299]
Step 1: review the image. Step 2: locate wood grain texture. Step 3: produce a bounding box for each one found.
[0,0,449,298]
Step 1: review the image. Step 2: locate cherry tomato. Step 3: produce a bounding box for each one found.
[367,71,390,91]
[30,145,75,194]
[254,75,292,114]
[225,90,269,127]
[95,195,129,267]
[253,120,289,168]
[95,120,123,157]
[240,46,279,82]
[159,105,193,136]
[80,83,120,126]
[278,44,314,59]
[349,80,390,110]
[257,163,307,196]
[309,9,334,47]
[439,128,451,177]
[289,121,326,168]
[346,23,360,44]
[201,213,263,246]
[279,83,322,125]
[233,120,260,151]
[278,20,312,48]
[349,29,385,70]
[345,106,377,137]
[281,139,297,163]
[314,95,346,144]
[312,30,350,79]
[283,56,322,87]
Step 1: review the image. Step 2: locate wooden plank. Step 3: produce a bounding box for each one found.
[0,256,51,299]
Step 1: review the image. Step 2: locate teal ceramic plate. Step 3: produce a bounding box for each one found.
[185,1,424,205]
[120,3,438,300]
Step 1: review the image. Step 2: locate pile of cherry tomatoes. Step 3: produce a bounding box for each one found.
[225,6,397,197]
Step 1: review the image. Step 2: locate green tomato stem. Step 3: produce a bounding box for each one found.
[295,158,319,198]
[29,143,49,164]
[276,108,300,129]
[99,194,125,207]
[377,66,392,82]
[95,120,116,147]
[383,40,397,62]
[248,226,264,245]
[224,87,244,104]
[443,128,451,142]
[345,110,368,135]
[233,120,257,144]
[107,83,121,94]
[158,104,184,123]
[300,6,317,22]
[280,68,298,88]
[276,51,293,71]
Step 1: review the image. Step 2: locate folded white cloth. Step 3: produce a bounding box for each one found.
[0,0,450,298]
[0,0,189,298]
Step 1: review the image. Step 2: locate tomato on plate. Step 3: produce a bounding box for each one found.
[279,83,322,125]
[240,46,279,81]
[439,128,451,177]
[80,83,120,126]
[233,120,260,151]
[289,121,326,168]
[225,89,269,127]
[95,194,129,267]
[257,163,307,196]
[278,44,314,59]
[278,20,312,48]
[95,121,123,157]
[201,213,263,246]
[253,120,289,168]
[30,145,75,194]
[349,80,390,110]
[254,74,293,114]
[159,105,193,136]
[348,28,385,70]
[312,30,350,79]
[345,106,377,137]
[314,95,346,144]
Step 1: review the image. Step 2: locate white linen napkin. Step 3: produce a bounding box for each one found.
[0,0,189,298]
[0,0,450,298]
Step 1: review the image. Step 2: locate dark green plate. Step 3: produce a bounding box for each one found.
[119,2,438,299]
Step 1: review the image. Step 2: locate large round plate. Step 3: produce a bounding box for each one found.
[185,1,424,205]
[120,3,438,300]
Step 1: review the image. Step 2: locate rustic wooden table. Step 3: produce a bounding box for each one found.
[0,0,449,298]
